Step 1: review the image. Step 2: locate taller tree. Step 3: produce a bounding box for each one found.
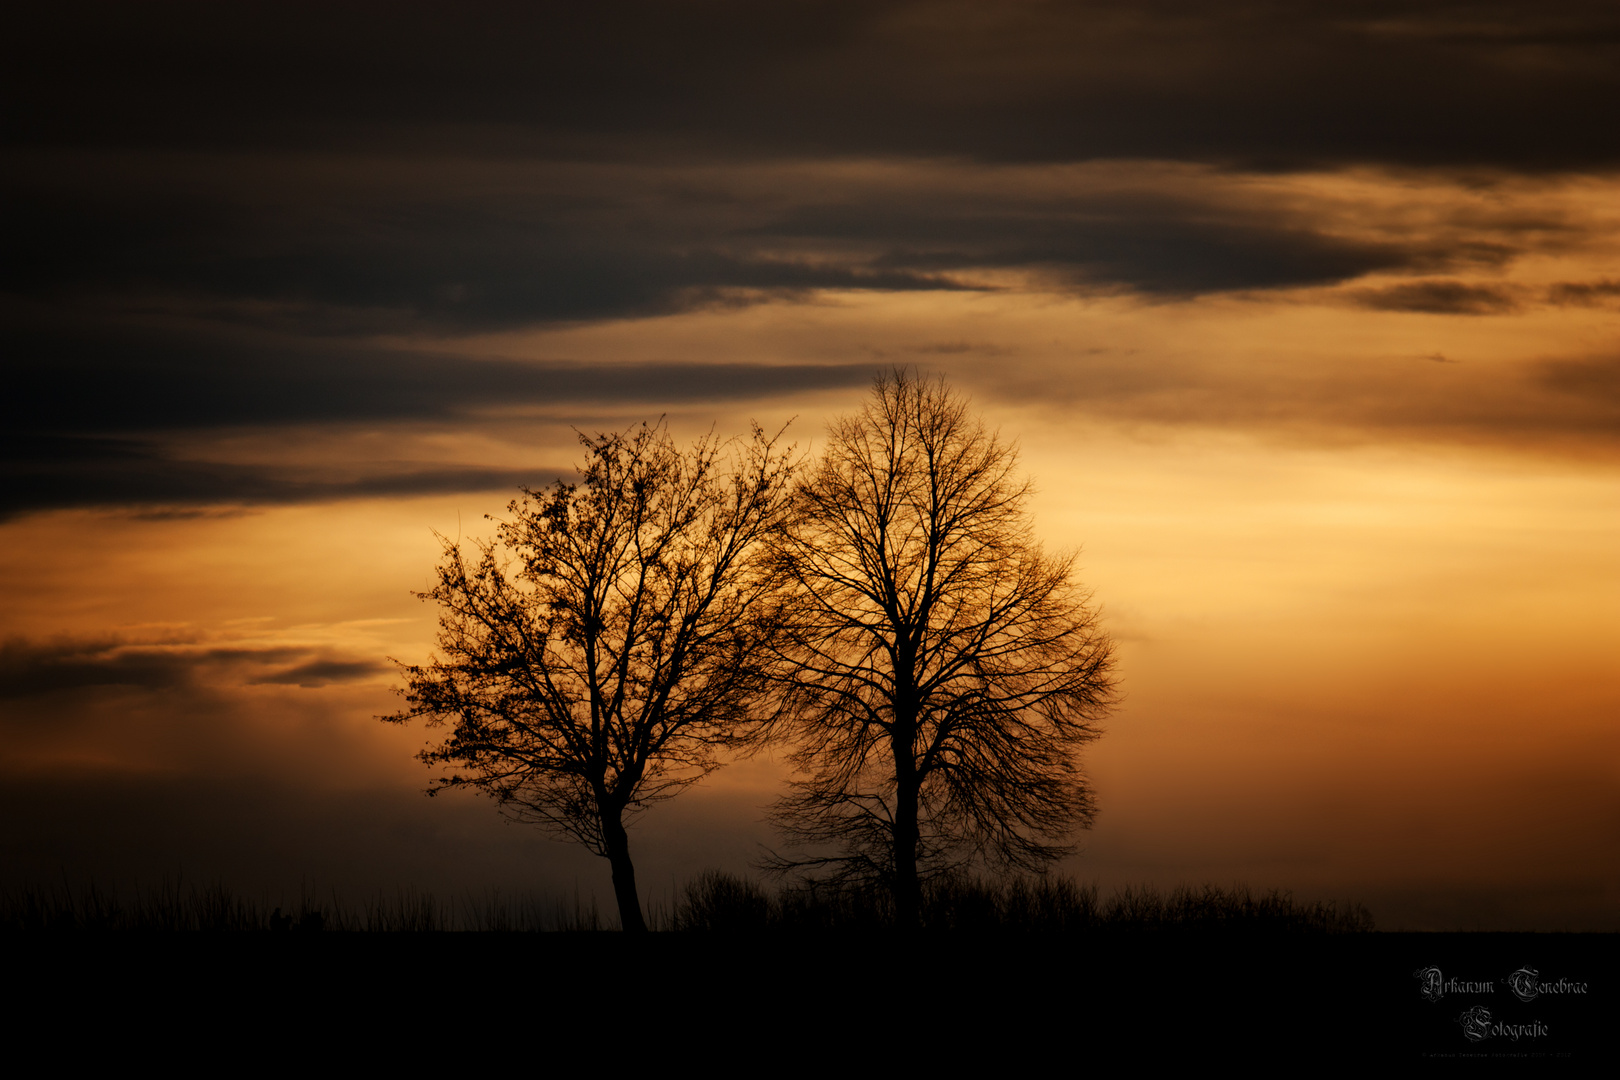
[769,370,1116,925]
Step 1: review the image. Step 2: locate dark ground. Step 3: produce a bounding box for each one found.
[8,931,1613,1065]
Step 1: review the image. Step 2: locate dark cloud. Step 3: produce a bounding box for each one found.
[0,438,558,520]
[3,151,1492,351]
[766,196,1418,295]
[6,318,875,432]
[1,343,874,515]
[5,0,1616,512]
[0,637,190,698]
[1350,279,1523,314]
[249,659,393,688]
[7,2,1619,170]
[2,169,964,333]
[1546,279,1620,307]
[0,636,388,700]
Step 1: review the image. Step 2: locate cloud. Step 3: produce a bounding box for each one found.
[1546,279,1620,307]
[4,270,878,512]
[8,2,1620,170]
[1,344,875,516]
[975,344,1620,454]
[2,167,964,335]
[0,637,193,698]
[7,2,1620,501]
[7,319,876,432]
[247,659,394,689]
[1350,280,1524,314]
[0,636,391,701]
[760,194,1417,296]
[5,150,1547,355]
[0,434,565,520]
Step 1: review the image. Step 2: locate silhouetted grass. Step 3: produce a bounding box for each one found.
[3,873,1371,932]
[675,871,1375,933]
[0,878,604,932]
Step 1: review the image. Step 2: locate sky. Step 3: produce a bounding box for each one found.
[4,1,1617,929]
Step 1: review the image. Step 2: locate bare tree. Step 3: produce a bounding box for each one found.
[385,420,794,931]
[767,370,1116,925]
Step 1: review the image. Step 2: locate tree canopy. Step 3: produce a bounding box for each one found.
[766,370,1116,923]
[386,420,795,931]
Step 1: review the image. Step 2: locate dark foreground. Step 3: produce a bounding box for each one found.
[7,925,1613,1064]
[6,877,1614,1063]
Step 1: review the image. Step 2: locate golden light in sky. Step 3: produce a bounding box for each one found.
[4,2,1616,930]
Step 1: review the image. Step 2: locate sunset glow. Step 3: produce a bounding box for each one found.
[5,2,1616,929]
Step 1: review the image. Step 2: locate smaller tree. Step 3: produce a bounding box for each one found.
[385,420,794,931]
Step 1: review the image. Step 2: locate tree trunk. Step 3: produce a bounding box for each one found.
[892,707,922,930]
[893,777,921,929]
[601,811,648,933]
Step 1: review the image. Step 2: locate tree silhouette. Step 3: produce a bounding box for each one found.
[767,370,1116,926]
[386,420,795,931]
